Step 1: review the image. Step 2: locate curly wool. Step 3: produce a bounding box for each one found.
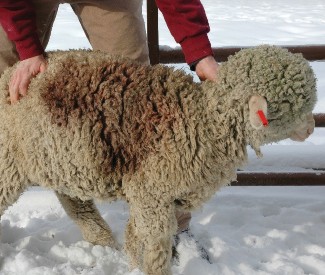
[40,52,196,177]
[205,45,317,155]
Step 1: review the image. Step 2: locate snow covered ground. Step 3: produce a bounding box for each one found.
[1,1,325,274]
[1,186,325,275]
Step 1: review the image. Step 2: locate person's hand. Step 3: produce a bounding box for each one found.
[9,54,47,104]
[195,55,219,82]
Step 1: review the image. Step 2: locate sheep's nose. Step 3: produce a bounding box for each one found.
[289,113,315,142]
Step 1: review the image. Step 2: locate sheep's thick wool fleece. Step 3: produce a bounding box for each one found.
[0,50,229,205]
[0,46,317,209]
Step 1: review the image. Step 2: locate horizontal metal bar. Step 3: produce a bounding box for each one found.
[232,172,325,186]
[314,113,325,127]
[159,45,325,63]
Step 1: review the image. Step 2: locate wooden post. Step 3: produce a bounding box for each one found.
[146,0,160,65]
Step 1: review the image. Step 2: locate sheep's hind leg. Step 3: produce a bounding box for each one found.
[0,178,26,216]
[125,214,143,270]
[56,192,118,248]
[0,159,27,239]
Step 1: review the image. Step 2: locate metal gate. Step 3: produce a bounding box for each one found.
[146,0,325,185]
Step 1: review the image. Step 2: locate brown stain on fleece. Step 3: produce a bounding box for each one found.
[41,55,187,176]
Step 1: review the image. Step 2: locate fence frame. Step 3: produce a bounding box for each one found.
[146,0,325,185]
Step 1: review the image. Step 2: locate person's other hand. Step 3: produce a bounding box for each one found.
[195,55,219,82]
[9,54,47,104]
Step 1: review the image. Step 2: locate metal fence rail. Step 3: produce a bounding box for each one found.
[158,45,325,64]
[146,0,325,63]
[146,0,325,185]
[235,172,325,186]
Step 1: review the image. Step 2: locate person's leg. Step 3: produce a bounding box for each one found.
[71,0,149,64]
[0,0,58,75]
[32,1,59,48]
[0,26,18,75]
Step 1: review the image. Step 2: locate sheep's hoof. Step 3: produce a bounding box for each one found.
[83,233,120,250]
[93,237,120,250]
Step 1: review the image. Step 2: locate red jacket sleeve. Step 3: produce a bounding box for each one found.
[0,0,213,64]
[155,0,214,64]
[0,0,44,60]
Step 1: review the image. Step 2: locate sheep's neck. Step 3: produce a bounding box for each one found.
[194,84,248,169]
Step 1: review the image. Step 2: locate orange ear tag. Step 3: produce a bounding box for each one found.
[257,110,268,126]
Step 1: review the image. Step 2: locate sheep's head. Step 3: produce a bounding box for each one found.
[217,45,317,154]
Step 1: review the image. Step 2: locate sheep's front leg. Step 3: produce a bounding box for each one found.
[126,200,177,275]
[125,214,143,269]
[56,192,118,248]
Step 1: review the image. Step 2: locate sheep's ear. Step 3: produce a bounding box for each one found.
[249,95,268,130]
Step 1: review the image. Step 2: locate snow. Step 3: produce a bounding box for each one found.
[2,187,325,274]
[1,1,325,274]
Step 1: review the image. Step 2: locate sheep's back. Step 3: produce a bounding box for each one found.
[36,50,198,179]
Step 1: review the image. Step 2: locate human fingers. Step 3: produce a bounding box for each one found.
[9,73,20,104]
[8,55,47,104]
[17,73,32,97]
[9,67,32,103]
[39,61,47,73]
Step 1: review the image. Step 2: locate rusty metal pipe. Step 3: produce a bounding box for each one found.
[233,172,325,186]
[158,45,325,63]
[314,113,325,127]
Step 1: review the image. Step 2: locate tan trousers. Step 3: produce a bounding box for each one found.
[0,0,149,75]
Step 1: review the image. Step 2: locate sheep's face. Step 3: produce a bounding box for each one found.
[219,45,317,147]
[248,95,315,143]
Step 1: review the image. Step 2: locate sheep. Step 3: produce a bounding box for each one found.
[0,45,317,275]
